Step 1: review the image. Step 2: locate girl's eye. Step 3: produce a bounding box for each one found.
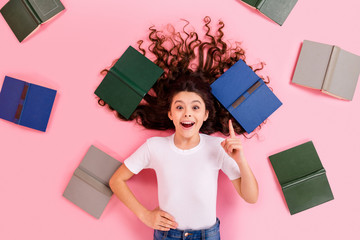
[176,106,183,110]
[193,106,200,110]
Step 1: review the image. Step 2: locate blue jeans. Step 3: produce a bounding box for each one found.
[153,218,220,240]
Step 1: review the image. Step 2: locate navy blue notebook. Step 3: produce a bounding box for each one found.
[211,59,282,133]
[0,76,57,132]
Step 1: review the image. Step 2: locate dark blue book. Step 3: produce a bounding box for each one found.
[0,76,57,132]
[211,59,282,133]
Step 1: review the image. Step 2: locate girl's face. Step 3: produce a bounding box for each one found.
[168,91,209,139]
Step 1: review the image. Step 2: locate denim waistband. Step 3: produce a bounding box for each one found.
[154,218,220,239]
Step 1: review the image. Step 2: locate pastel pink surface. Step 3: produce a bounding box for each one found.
[1,0,359,239]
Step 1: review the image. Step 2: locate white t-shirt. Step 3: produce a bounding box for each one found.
[124,133,241,230]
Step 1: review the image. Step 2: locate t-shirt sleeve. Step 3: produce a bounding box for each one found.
[124,141,151,174]
[220,148,241,180]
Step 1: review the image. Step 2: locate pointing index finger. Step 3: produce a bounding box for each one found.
[229,119,236,138]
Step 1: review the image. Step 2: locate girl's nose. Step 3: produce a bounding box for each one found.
[185,114,191,117]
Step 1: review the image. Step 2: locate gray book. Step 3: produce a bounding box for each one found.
[63,145,122,219]
[292,40,360,101]
[242,0,298,26]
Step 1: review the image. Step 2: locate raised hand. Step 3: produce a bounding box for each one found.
[141,207,178,231]
[221,119,244,161]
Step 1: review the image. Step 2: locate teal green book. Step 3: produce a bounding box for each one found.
[241,0,297,26]
[94,46,164,119]
[1,0,65,42]
[269,141,334,215]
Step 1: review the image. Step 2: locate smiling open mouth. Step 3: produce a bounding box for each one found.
[181,121,195,128]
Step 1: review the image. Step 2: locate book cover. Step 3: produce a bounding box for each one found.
[292,40,360,100]
[27,0,65,22]
[211,59,282,133]
[63,145,122,219]
[0,76,57,132]
[241,0,298,26]
[242,0,259,6]
[0,0,65,42]
[94,46,164,119]
[269,141,334,215]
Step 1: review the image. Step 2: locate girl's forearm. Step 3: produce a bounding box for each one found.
[235,154,259,203]
[109,177,149,221]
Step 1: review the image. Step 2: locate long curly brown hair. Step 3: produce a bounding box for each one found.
[98,16,268,136]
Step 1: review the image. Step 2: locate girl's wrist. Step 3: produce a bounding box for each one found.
[137,207,150,223]
[234,152,247,164]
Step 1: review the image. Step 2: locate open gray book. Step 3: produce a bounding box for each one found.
[63,145,122,219]
[292,40,360,101]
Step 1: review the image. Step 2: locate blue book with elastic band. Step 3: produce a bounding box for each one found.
[211,59,282,133]
[0,76,57,132]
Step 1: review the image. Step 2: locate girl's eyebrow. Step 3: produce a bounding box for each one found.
[174,100,202,104]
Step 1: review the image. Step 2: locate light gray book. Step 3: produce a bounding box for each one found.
[241,0,298,26]
[292,40,360,101]
[63,145,122,219]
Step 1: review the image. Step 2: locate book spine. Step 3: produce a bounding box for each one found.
[75,168,113,197]
[322,46,340,92]
[282,168,326,189]
[21,0,42,24]
[255,0,267,10]
[108,68,146,98]
[231,80,262,109]
[14,83,30,124]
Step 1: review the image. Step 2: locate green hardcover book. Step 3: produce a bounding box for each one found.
[242,0,298,26]
[95,46,164,119]
[269,141,334,215]
[0,0,65,42]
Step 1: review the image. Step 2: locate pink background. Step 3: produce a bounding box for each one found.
[1,0,359,239]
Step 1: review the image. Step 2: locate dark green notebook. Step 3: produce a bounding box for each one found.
[0,0,65,42]
[94,46,164,119]
[269,141,334,215]
[242,0,298,26]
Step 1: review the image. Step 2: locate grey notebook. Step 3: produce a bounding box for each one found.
[242,0,298,26]
[292,40,360,101]
[63,145,122,219]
